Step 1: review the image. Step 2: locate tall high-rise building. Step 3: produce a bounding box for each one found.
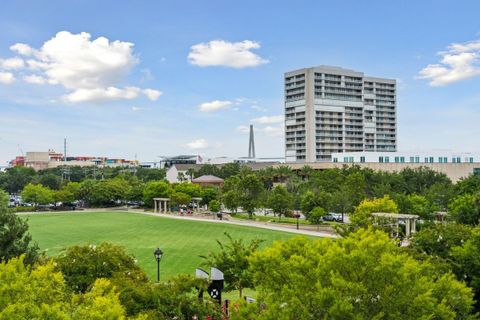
[284,66,397,162]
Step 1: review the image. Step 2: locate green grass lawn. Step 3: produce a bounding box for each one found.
[24,211,297,281]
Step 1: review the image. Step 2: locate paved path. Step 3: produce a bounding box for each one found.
[135,210,338,238]
[17,208,338,238]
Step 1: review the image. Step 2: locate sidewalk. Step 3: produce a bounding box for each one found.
[137,210,338,238]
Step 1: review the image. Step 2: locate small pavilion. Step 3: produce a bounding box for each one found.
[192,197,203,212]
[153,198,170,213]
[372,212,419,238]
[192,175,224,187]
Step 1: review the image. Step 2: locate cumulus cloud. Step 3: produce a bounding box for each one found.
[0,57,24,70]
[418,38,480,86]
[188,40,269,68]
[199,100,232,112]
[185,138,209,150]
[251,115,284,124]
[1,31,161,102]
[0,72,15,84]
[23,74,47,84]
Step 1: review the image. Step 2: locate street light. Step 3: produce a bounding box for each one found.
[154,247,163,282]
[294,213,300,230]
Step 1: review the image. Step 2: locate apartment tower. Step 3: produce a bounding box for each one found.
[285,66,397,162]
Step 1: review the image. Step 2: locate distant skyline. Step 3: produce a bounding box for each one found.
[1,0,480,165]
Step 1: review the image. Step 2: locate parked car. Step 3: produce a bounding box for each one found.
[322,213,342,222]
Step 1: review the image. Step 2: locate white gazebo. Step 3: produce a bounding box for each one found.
[192,197,202,213]
[153,198,170,213]
[372,212,419,238]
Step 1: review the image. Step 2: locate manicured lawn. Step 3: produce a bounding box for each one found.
[24,211,297,280]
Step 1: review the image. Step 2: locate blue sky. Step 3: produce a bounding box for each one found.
[1,0,480,164]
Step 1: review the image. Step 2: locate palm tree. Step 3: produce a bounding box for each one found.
[187,168,196,181]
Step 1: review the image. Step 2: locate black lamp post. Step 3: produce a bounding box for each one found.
[154,247,163,282]
[294,213,300,230]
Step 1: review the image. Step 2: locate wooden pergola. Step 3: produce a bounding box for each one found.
[372,212,419,238]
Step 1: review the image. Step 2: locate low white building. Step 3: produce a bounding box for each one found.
[331,151,478,164]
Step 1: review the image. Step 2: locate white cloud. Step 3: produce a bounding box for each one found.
[63,86,141,103]
[185,138,209,150]
[418,38,480,86]
[142,88,162,101]
[4,31,161,103]
[188,40,269,68]
[10,43,35,56]
[236,125,250,133]
[23,74,47,84]
[0,57,24,70]
[251,115,284,124]
[199,100,232,112]
[0,72,15,84]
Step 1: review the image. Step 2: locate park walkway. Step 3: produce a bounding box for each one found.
[135,210,338,238]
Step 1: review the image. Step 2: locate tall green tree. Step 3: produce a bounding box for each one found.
[0,190,39,264]
[267,185,293,219]
[21,183,54,206]
[238,174,264,218]
[236,229,475,319]
[143,180,172,207]
[201,233,263,298]
[449,194,480,225]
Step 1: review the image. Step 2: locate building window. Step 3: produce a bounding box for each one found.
[474,168,480,175]
[350,157,354,163]
[429,157,434,163]
[470,157,474,163]
[379,156,384,163]
[385,157,390,163]
[457,157,461,163]
[360,156,365,163]
[424,157,428,163]
[400,157,405,163]
[333,157,338,163]
[438,157,443,163]
[452,157,456,163]
[415,156,420,163]
[344,157,348,162]
[410,156,414,163]
[394,156,399,163]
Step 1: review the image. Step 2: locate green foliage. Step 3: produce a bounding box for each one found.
[79,178,131,207]
[0,166,36,194]
[237,174,264,218]
[135,167,166,182]
[170,191,192,207]
[142,180,171,207]
[449,194,480,225]
[56,242,143,293]
[21,183,54,205]
[201,233,263,298]
[237,229,475,319]
[222,190,241,214]
[267,185,293,218]
[173,182,202,197]
[451,227,480,310]
[0,256,127,319]
[36,173,62,190]
[300,190,331,217]
[200,186,219,206]
[0,190,39,264]
[208,199,221,213]
[395,193,437,220]
[350,195,399,227]
[411,223,473,260]
[54,188,75,205]
[307,207,326,229]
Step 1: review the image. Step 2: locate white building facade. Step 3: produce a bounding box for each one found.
[331,151,478,164]
[285,66,396,163]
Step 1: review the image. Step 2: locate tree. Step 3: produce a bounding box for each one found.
[143,180,171,207]
[21,183,54,206]
[56,242,143,293]
[209,199,221,213]
[0,190,39,264]
[449,194,480,225]
[0,166,36,194]
[267,185,293,219]
[170,191,192,207]
[395,193,437,220]
[411,223,473,260]
[350,195,399,227]
[223,190,241,214]
[173,182,202,197]
[236,229,475,319]
[200,186,219,206]
[0,256,127,319]
[451,227,480,311]
[53,188,75,205]
[238,174,264,218]
[308,206,326,231]
[300,190,318,216]
[36,173,62,190]
[201,233,263,298]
